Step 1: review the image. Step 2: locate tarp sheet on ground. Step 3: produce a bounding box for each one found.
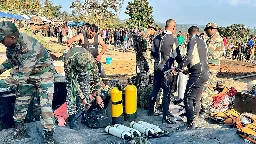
[0,12,30,20]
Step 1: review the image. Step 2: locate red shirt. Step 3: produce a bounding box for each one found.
[223,37,227,47]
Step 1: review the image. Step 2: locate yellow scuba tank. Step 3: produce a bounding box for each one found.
[124,80,137,121]
[110,87,124,124]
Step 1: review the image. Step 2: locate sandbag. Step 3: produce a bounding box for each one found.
[211,109,240,124]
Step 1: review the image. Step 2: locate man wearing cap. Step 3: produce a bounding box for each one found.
[202,22,224,116]
[135,24,159,107]
[146,24,158,74]
[138,24,158,109]
[0,21,57,143]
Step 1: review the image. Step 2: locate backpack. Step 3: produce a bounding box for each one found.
[82,96,112,128]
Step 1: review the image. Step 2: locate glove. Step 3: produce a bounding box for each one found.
[182,70,190,75]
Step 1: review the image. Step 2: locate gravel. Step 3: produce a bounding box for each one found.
[0,108,247,144]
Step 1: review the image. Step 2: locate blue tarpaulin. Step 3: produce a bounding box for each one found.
[0,12,29,20]
[67,21,89,27]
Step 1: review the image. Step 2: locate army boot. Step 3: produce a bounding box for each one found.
[148,98,156,116]
[69,114,80,130]
[4,122,30,143]
[44,130,58,144]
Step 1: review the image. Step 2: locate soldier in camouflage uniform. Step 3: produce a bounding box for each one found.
[0,21,57,144]
[138,25,158,108]
[133,30,149,107]
[202,22,224,115]
[64,46,105,130]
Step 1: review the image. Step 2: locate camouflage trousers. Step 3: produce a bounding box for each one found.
[201,70,219,114]
[136,52,148,73]
[5,72,55,131]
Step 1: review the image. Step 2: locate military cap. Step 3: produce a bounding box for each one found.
[0,21,18,41]
[204,22,218,31]
[148,23,158,31]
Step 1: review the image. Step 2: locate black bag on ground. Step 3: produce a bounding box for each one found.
[0,95,15,130]
[82,96,112,128]
[0,82,67,131]
[0,88,38,130]
[52,82,67,110]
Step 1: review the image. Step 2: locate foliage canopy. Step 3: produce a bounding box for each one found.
[125,0,154,28]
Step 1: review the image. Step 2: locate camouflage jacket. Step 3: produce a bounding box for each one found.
[133,34,148,53]
[206,32,223,65]
[64,47,101,101]
[0,33,55,84]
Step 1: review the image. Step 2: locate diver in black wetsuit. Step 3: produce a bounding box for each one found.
[177,26,209,129]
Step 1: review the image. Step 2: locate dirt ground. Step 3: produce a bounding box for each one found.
[0,37,255,144]
[0,38,256,92]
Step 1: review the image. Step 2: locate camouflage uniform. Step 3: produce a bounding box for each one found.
[64,47,102,115]
[0,21,56,130]
[202,22,224,114]
[0,21,56,143]
[133,34,149,106]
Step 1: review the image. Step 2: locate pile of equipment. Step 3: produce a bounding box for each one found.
[211,86,237,113]
[105,121,169,142]
[235,113,256,143]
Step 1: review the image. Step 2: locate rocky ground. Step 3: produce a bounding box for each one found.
[0,108,247,144]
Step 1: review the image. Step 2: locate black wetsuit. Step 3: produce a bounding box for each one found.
[179,35,209,123]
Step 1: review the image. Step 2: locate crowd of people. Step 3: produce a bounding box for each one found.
[230,36,256,63]
[0,15,255,144]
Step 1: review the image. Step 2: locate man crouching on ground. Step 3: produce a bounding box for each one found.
[0,21,57,144]
[64,46,105,130]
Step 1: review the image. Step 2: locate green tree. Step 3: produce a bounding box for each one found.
[125,0,154,28]
[42,0,62,19]
[219,24,250,44]
[70,0,123,28]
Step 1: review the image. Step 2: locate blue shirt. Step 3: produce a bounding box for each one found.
[248,39,254,47]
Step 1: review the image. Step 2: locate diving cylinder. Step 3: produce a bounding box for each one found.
[130,121,155,136]
[178,72,188,100]
[105,126,133,140]
[114,124,141,137]
[110,87,124,124]
[124,82,137,121]
[137,121,162,134]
